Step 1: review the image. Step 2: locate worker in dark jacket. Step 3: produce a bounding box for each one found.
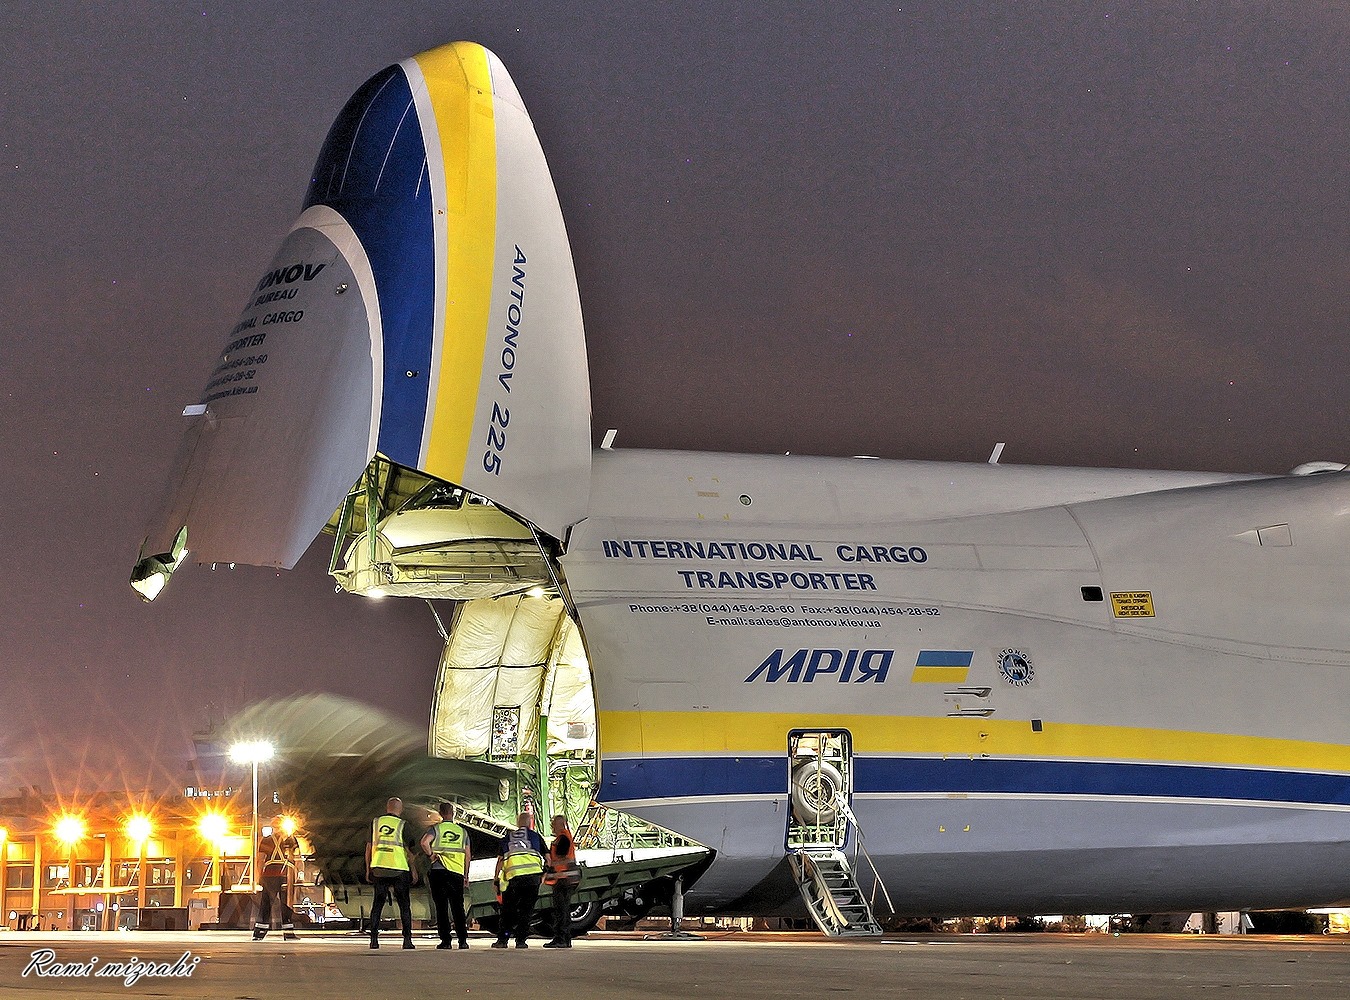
[252,816,300,941]
[491,812,546,948]
[543,814,581,948]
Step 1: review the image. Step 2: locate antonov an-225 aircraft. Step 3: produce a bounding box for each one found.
[132,41,1350,931]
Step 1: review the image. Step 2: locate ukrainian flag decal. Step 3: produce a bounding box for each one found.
[911,650,974,684]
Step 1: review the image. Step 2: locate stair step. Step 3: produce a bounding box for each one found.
[791,849,883,939]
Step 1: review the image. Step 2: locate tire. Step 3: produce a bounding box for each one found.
[790,759,845,825]
[569,900,603,936]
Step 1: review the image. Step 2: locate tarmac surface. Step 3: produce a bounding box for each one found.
[0,930,1347,999]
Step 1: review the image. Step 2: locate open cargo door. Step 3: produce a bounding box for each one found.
[133,42,590,599]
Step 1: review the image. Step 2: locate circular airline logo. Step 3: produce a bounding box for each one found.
[997,649,1034,687]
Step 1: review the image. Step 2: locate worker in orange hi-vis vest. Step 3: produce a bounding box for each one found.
[542,814,582,948]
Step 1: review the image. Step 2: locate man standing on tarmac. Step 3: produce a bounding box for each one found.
[543,814,581,949]
[421,801,471,950]
[252,816,300,941]
[366,796,419,950]
[491,812,546,949]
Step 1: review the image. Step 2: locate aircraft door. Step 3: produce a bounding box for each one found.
[786,730,852,850]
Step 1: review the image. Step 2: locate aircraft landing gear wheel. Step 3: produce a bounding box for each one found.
[790,759,844,826]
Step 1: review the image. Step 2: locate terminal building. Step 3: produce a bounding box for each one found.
[0,751,321,931]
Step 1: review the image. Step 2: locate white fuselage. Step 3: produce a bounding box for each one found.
[560,450,1350,915]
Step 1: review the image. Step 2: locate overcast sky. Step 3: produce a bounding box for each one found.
[2,2,1346,793]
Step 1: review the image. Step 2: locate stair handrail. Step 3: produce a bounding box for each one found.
[835,793,895,916]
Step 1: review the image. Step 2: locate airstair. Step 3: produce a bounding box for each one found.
[786,764,893,937]
[789,849,884,937]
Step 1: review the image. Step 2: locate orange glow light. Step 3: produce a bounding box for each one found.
[198,811,229,845]
[126,815,153,843]
[54,815,86,846]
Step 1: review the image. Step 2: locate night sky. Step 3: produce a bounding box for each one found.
[2,3,1346,793]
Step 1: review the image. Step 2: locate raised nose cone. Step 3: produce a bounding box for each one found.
[303,58,440,467]
[133,42,592,598]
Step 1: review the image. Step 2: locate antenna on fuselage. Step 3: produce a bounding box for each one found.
[988,442,1006,465]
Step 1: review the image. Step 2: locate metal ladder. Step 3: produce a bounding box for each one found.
[451,801,514,838]
[571,802,605,849]
[789,849,884,936]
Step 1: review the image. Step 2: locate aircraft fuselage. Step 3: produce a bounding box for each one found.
[562,451,1350,914]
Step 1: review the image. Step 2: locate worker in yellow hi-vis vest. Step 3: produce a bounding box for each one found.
[491,812,546,948]
[365,796,419,949]
[420,801,471,949]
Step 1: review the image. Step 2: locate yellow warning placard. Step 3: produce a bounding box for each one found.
[1111,591,1155,618]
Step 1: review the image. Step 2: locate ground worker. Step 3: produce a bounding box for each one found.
[252,816,299,941]
[365,796,419,949]
[420,801,471,950]
[492,812,546,948]
[543,814,581,949]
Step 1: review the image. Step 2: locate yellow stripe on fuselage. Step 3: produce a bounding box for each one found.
[911,667,969,683]
[415,42,497,482]
[598,710,1350,773]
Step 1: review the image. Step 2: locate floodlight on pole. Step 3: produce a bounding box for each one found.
[197,811,229,846]
[125,815,152,843]
[229,739,274,894]
[54,815,86,847]
[228,741,275,766]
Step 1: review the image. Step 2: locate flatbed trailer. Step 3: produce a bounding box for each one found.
[330,846,711,931]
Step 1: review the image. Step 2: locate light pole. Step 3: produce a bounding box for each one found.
[229,740,274,901]
[126,815,152,927]
[278,815,298,919]
[198,811,229,897]
[0,825,8,930]
[54,815,85,931]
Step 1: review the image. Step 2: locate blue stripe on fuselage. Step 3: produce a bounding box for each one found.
[303,64,435,467]
[600,755,1350,808]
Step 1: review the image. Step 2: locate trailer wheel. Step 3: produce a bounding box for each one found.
[569,900,603,936]
[790,759,844,825]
